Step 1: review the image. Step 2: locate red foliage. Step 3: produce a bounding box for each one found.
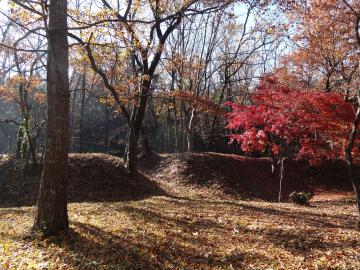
[225,76,356,164]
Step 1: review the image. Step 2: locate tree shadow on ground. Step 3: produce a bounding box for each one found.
[3,192,359,268]
[155,195,360,256]
[104,198,360,259]
[257,226,360,256]
[49,221,270,270]
[165,195,358,231]
[119,204,227,231]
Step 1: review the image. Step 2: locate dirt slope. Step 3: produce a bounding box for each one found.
[142,152,313,201]
[0,153,164,207]
[1,152,355,206]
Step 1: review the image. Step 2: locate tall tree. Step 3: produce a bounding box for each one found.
[226,75,358,205]
[33,0,70,235]
[69,0,234,174]
[278,0,359,92]
[343,0,360,227]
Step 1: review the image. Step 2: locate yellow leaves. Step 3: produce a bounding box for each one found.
[9,0,43,25]
[134,0,142,12]
[119,49,130,60]
[0,84,6,96]
[98,96,110,106]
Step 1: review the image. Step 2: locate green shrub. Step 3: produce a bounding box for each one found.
[289,191,313,205]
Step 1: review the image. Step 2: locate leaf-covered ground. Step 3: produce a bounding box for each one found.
[1,191,360,270]
[1,154,359,269]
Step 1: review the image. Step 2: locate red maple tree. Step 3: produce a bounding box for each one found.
[226,76,357,164]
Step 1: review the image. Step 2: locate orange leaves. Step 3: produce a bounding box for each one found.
[34,92,46,104]
[280,0,360,92]
[0,75,44,105]
[173,91,223,115]
[0,85,13,102]
[164,54,206,79]
[1,188,360,270]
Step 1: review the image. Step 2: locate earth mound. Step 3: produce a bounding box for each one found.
[0,153,164,207]
[1,152,355,205]
[149,152,313,201]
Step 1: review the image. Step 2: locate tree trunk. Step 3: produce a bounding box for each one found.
[278,158,286,203]
[344,2,360,228]
[125,126,138,175]
[141,136,152,156]
[186,132,194,152]
[23,114,37,166]
[33,0,70,235]
[124,79,151,175]
[70,74,81,152]
[15,126,24,159]
[345,104,360,227]
[104,106,110,153]
[173,97,178,155]
[79,73,86,152]
[184,108,195,152]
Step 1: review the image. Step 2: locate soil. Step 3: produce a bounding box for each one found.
[0,153,164,207]
[141,152,313,201]
[0,152,356,206]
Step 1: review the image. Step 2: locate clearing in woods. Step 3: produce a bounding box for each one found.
[0,153,359,270]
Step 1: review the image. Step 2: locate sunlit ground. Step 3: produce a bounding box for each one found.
[1,191,359,270]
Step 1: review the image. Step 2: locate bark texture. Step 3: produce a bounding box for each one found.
[33,0,70,235]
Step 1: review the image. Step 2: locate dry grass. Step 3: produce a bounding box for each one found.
[1,191,360,270]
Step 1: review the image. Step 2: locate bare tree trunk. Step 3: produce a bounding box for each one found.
[186,132,194,152]
[15,126,24,159]
[173,97,179,155]
[33,0,69,235]
[185,108,195,152]
[278,158,286,203]
[104,106,110,153]
[79,73,86,152]
[125,79,151,175]
[125,126,138,175]
[70,74,82,152]
[141,136,152,156]
[23,112,37,167]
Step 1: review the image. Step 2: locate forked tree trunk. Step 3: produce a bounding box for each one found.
[124,80,151,175]
[345,104,360,227]
[33,0,70,235]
